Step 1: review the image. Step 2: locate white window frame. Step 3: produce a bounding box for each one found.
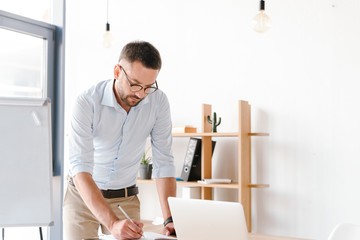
[0,10,55,99]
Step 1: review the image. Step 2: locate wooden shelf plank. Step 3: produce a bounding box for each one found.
[137,179,241,189]
[195,182,240,189]
[172,132,238,137]
[248,184,270,188]
[172,132,269,137]
[249,133,269,136]
[137,179,156,184]
[138,179,270,189]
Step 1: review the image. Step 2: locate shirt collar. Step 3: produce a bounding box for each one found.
[101,79,116,107]
[101,79,149,110]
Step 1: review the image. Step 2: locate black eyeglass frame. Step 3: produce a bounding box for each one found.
[119,65,158,94]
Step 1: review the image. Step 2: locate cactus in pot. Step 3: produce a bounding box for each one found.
[207,112,222,133]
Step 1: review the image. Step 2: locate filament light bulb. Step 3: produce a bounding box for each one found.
[252,0,271,33]
[103,23,113,48]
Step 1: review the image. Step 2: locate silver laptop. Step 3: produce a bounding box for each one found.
[168,197,249,240]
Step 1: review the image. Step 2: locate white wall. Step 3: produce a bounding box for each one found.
[65,0,360,239]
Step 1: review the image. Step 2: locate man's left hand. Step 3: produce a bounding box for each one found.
[162,222,175,236]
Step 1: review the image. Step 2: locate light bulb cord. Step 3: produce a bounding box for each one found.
[106,0,110,31]
[106,0,109,23]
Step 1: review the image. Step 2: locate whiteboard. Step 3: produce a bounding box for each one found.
[0,98,53,227]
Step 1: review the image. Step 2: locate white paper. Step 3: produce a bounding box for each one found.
[142,232,177,239]
[99,232,177,240]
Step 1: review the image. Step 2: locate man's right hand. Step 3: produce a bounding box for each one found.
[110,219,144,240]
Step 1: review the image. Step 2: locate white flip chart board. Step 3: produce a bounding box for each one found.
[0,98,53,227]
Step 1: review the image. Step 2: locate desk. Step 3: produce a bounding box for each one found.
[249,233,313,240]
[142,220,312,240]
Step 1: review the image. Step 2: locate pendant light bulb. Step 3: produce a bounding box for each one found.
[103,22,114,48]
[252,0,271,33]
[103,0,114,48]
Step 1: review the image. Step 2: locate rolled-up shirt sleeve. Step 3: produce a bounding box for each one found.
[69,94,95,177]
[150,93,176,178]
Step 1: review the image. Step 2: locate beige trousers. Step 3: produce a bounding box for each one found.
[63,176,140,240]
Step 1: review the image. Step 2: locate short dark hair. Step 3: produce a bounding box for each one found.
[119,41,162,70]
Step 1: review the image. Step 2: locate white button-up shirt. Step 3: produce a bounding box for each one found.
[69,79,175,189]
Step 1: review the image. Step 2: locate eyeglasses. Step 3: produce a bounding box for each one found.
[119,65,158,94]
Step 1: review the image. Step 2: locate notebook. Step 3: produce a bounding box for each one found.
[96,231,176,240]
[168,197,249,240]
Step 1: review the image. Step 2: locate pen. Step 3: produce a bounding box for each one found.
[118,205,144,238]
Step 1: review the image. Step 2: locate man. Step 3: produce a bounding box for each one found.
[63,41,176,240]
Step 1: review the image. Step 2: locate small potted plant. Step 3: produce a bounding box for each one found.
[139,147,152,179]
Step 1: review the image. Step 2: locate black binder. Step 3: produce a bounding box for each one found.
[180,138,216,181]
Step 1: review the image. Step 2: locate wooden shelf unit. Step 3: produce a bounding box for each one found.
[138,100,269,232]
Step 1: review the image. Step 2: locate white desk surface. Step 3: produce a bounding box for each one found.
[142,220,312,240]
[249,233,313,240]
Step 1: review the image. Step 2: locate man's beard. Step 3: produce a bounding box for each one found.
[121,94,143,107]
